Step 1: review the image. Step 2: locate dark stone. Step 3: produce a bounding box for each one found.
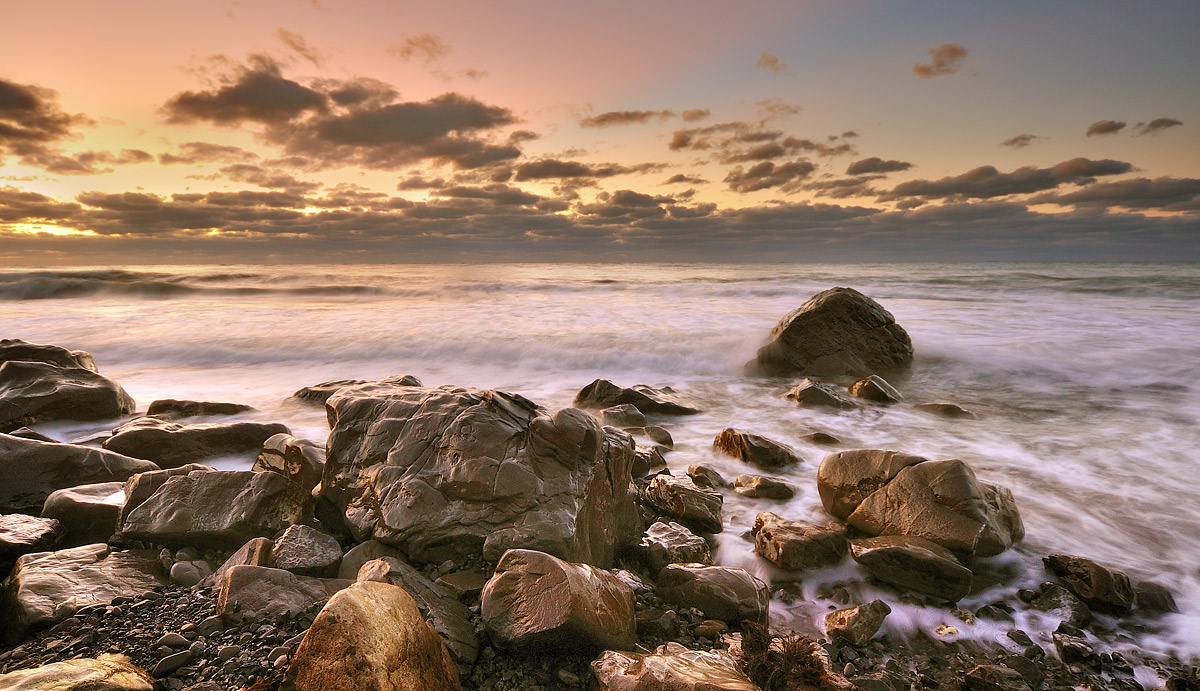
[752,512,847,571]
[786,379,856,410]
[641,474,723,534]
[40,481,125,546]
[0,435,157,515]
[573,379,701,415]
[0,514,64,561]
[850,536,973,601]
[712,428,803,469]
[252,434,325,493]
[0,339,97,371]
[1134,580,1179,615]
[103,417,290,469]
[915,403,976,419]
[850,375,903,403]
[1043,553,1135,612]
[146,399,256,419]
[734,475,795,500]
[0,361,136,433]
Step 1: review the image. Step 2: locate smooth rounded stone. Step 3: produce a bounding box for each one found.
[151,650,193,678]
[686,464,728,489]
[272,525,342,577]
[751,287,913,378]
[0,339,97,372]
[602,404,648,428]
[1134,580,1179,615]
[252,434,325,493]
[1042,553,1135,612]
[102,417,291,469]
[0,653,152,690]
[482,549,636,651]
[320,382,640,568]
[573,379,701,415]
[824,600,891,646]
[120,469,313,549]
[199,537,272,590]
[168,560,213,587]
[292,376,420,406]
[145,399,256,420]
[1030,583,1091,628]
[639,426,675,449]
[915,402,976,419]
[0,360,136,433]
[279,581,459,691]
[801,432,841,445]
[847,459,1025,557]
[216,565,353,618]
[641,475,723,534]
[964,664,1032,691]
[785,379,856,410]
[639,521,711,574]
[1,543,167,642]
[656,564,769,625]
[712,428,803,469]
[751,512,848,571]
[849,375,903,404]
[156,632,191,648]
[850,536,973,602]
[0,435,157,515]
[817,449,928,520]
[733,475,794,500]
[336,539,402,580]
[0,514,63,561]
[41,482,125,546]
[592,643,757,691]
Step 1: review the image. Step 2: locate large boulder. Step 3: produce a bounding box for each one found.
[0,515,63,562]
[0,339,97,371]
[102,417,290,468]
[1043,554,1135,613]
[850,536,972,602]
[818,449,927,520]
[320,382,639,567]
[0,435,157,515]
[0,360,135,433]
[0,654,152,690]
[592,642,757,691]
[574,379,701,415]
[216,565,352,618]
[712,429,802,469]
[751,287,914,377]
[641,475,723,534]
[40,482,125,546]
[114,464,214,526]
[752,512,848,571]
[119,469,312,548]
[657,564,769,625]
[253,434,325,492]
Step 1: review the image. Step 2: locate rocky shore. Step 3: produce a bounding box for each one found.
[1,289,1197,691]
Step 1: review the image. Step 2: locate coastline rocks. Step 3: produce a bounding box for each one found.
[964,665,1032,691]
[0,360,135,433]
[0,515,63,561]
[601,404,648,428]
[639,521,712,574]
[656,563,769,625]
[712,428,802,469]
[481,549,636,651]
[751,287,914,378]
[591,643,757,691]
[641,475,723,534]
[102,417,290,469]
[320,382,638,567]
[114,464,214,526]
[216,565,352,618]
[686,464,728,489]
[201,536,272,589]
[40,482,125,546]
[292,376,418,405]
[272,525,343,577]
[824,600,891,646]
[849,375,903,403]
[253,434,325,492]
[145,399,255,419]
[1043,554,1135,612]
[336,539,402,580]
[0,435,157,515]
[733,475,794,500]
[785,379,855,410]
[916,402,976,419]
[0,654,152,691]
[850,536,973,602]
[1135,580,1179,615]
[279,581,460,691]
[752,512,848,571]
[0,339,97,372]
[1030,582,1091,628]
[574,379,701,416]
[818,449,927,520]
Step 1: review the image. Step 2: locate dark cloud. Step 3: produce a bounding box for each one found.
[681,109,710,123]
[664,174,707,185]
[0,77,101,173]
[1086,120,1126,137]
[19,148,153,176]
[1029,176,1200,212]
[1134,118,1183,136]
[0,186,81,222]
[755,51,788,74]
[913,43,968,78]
[846,157,912,175]
[669,121,852,162]
[388,33,450,64]
[162,57,327,125]
[724,160,815,193]
[881,157,1133,201]
[434,183,541,207]
[579,110,674,128]
[511,159,665,183]
[318,78,398,108]
[802,177,883,199]
[396,175,446,190]
[158,142,259,165]
[276,28,327,66]
[1002,133,1041,149]
[214,164,322,194]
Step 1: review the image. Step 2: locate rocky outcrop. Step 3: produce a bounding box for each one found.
[0,339,97,372]
[849,375,903,403]
[639,521,712,574]
[752,512,848,571]
[785,379,855,409]
[751,287,913,377]
[279,581,460,691]
[824,600,891,646]
[252,434,325,492]
[114,464,213,526]
[0,361,135,433]
[481,549,636,651]
[0,435,157,515]
[0,515,63,562]
[145,399,255,419]
[0,654,152,690]
[818,449,927,520]
[964,665,1032,691]
[1043,554,1135,612]
[733,474,794,500]
[574,379,701,415]
[592,642,757,690]
[40,482,124,546]
[272,525,343,577]
[216,565,352,618]
[712,428,802,469]
[292,376,419,405]
[850,536,973,602]
[320,381,638,567]
[102,417,290,469]
[657,564,769,625]
[641,475,723,534]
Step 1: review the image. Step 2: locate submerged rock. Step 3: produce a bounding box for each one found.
[850,536,973,602]
[657,563,769,625]
[1030,582,1091,628]
[252,433,325,492]
[752,512,848,571]
[916,402,977,419]
[0,360,135,433]
[574,379,701,415]
[601,403,648,428]
[641,474,723,534]
[712,428,803,469]
[733,474,795,500]
[102,417,290,469]
[592,643,757,691]
[40,481,125,546]
[0,435,157,515]
[145,399,256,419]
[849,375,903,403]
[786,379,856,410]
[1043,553,1135,612]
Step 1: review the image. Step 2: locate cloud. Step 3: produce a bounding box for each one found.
[0,77,99,172]
[1029,176,1200,212]
[512,159,663,182]
[1001,134,1042,149]
[1086,120,1126,137]
[162,57,327,125]
[579,110,675,128]
[388,33,451,64]
[213,164,323,194]
[1134,117,1183,136]
[846,157,912,175]
[158,142,260,165]
[664,174,707,185]
[396,175,446,190]
[668,121,852,162]
[681,109,710,123]
[276,28,327,66]
[755,98,801,122]
[913,43,968,78]
[880,157,1133,201]
[755,51,788,74]
[433,183,542,207]
[724,160,815,193]
[802,176,883,199]
[0,186,81,222]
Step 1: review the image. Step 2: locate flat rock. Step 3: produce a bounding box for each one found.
[639,521,711,574]
[641,474,723,534]
[825,599,891,646]
[103,417,290,469]
[817,449,927,520]
[40,482,125,546]
[592,643,757,691]
[0,435,157,515]
[0,339,97,372]
[752,512,848,571]
[0,515,63,561]
[849,375,903,403]
[786,379,855,410]
[145,399,256,419]
[850,536,973,602]
[1043,553,1135,612]
[733,475,794,500]
[601,404,648,428]
[574,379,701,415]
[272,525,343,577]
[657,563,769,625]
[252,434,325,492]
[712,428,802,469]
[216,565,352,618]
[0,653,152,690]
[292,376,420,405]
[0,360,135,433]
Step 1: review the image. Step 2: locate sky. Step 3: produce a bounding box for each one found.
[2,0,1198,263]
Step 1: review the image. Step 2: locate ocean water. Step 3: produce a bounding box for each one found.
[4,262,1199,660]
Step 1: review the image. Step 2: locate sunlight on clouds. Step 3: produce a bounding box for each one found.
[6,224,97,237]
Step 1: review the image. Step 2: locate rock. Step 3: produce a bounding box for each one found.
[481,549,636,651]
[155,633,190,648]
[1,543,166,642]
[751,287,914,378]
[632,445,666,478]
[279,580,459,691]
[292,377,420,406]
[592,644,757,690]
[801,432,841,445]
[657,563,769,624]
[1030,582,1091,628]
[686,464,728,489]
[752,512,848,571]
[636,609,681,640]
[817,449,928,520]
[40,482,125,546]
[0,338,97,372]
[639,521,711,574]
[252,434,325,492]
[1043,554,1135,612]
[357,556,478,673]
[848,459,1024,557]
[601,404,648,428]
[641,475,723,534]
[336,539,402,580]
[733,475,794,500]
[320,382,639,567]
[849,375,903,403]
[850,536,973,601]
[964,665,1031,691]
[114,464,214,526]
[1000,656,1043,688]
[915,403,976,419]
[1135,580,1179,615]
[825,600,891,646]
[273,525,343,577]
[574,379,701,415]
[201,537,272,590]
[786,379,856,410]
[713,428,803,469]
[216,565,352,618]
[145,399,256,419]
[0,653,152,690]
[120,469,312,548]
[434,570,491,600]
[103,417,290,469]
[168,560,212,587]
[639,426,675,449]
[1052,629,1099,668]
[0,514,63,561]
[693,620,728,639]
[0,360,135,433]
[0,435,157,515]
[5,427,55,442]
[151,650,193,678]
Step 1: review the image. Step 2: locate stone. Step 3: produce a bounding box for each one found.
[964,665,1032,691]
[320,382,639,567]
[168,560,212,587]
[849,375,903,404]
[336,539,402,580]
[786,379,856,409]
[155,633,190,648]
[825,600,891,646]
[632,445,666,478]
[574,379,701,415]
[915,403,976,419]
[752,512,848,571]
[1052,629,1099,668]
[0,435,157,515]
[1043,554,1135,612]
[199,537,272,590]
[1135,580,1179,614]
[751,287,913,378]
[40,482,125,546]
[1030,583,1091,628]
[103,417,290,469]
[686,464,727,489]
[712,429,803,471]
[120,469,312,549]
[145,399,256,419]
[252,434,325,493]
[151,650,193,678]
[0,360,135,433]
[293,377,421,406]
[273,525,343,577]
[0,339,97,372]
[0,653,152,690]
[5,427,55,442]
[601,404,648,428]
[481,549,636,651]
[850,536,973,601]
[434,570,491,600]
[641,474,723,534]
[801,432,841,445]
[639,426,675,449]
[114,464,213,526]
[216,565,352,618]
[817,449,928,520]
[592,644,757,690]
[657,563,769,624]
[279,581,459,691]
[733,475,794,500]
[0,514,63,561]
[639,521,711,574]
[636,609,681,640]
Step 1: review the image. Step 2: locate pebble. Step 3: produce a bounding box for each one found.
[152,650,194,678]
[156,633,191,648]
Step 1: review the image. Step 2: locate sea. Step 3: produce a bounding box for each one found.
[4,262,1199,663]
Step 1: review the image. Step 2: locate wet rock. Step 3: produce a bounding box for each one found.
[825,600,891,646]
[1135,580,1179,615]
[632,444,667,478]
[601,404,648,428]
[639,521,712,574]
[435,570,491,600]
[1000,656,1043,688]
[641,475,723,534]
[145,399,256,419]
[481,549,636,651]
[168,560,212,587]
[0,653,152,690]
[850,536,973,602]
[592,643,757,690]
[752,512,848,571]
[292,376,419,405]
[0,435,157,515]
[335,539,402,580]
[574,379,701,415]
[40,482,125,546]
[1030,582,1091,628]
[272,525,342,577]
[786,379,856,410]
[712,428,803,469]
[639,426,675,449]
[964,665,1031,691]
[733,475,795,500]
[1052,627,1100,668]
[849,375,903,403]
[802,431,841,445]
[216,565,352,618]
[252,434,325,493]
[320,381,639,567]
[657,563,769,625]
[5,427,55,442]
[0,514,63,561]
[200,537,272,590]
[151,650,193,678]
[915,403,976,419]
[636,608,681,640]
[0,360,135,433]
[817,449,928,520]
[1043,553,1135,612]
[0,338,97,372]
[103,417,290,469]
[686,464,728,489]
